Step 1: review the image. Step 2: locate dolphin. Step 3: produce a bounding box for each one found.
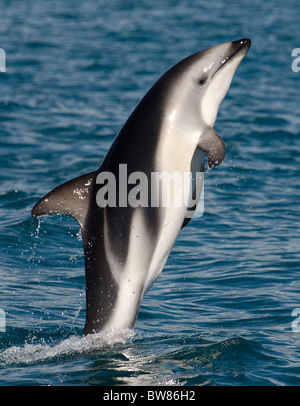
[32,38,251,335]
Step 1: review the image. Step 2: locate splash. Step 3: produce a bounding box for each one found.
[0,329,135,366]
[27,217,42,263]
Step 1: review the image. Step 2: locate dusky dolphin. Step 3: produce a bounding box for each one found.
[32,38,251,335]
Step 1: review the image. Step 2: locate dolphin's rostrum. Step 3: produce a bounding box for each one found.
[32,38,251,335]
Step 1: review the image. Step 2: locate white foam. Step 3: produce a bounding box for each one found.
[0,329,135,365]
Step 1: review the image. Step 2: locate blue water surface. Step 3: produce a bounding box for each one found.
[1,0,300,386]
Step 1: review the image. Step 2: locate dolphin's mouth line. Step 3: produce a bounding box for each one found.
[212,38,251,78]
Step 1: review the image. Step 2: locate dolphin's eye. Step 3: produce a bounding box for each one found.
[198,76,207,86]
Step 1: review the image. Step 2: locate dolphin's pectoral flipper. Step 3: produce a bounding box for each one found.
[197,127,225,169]
[31,171,96,229]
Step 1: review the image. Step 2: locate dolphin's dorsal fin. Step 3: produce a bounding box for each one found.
[197,127,225,168]
[31,171,96,229]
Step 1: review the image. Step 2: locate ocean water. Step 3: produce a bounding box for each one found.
[0,0,300,386]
